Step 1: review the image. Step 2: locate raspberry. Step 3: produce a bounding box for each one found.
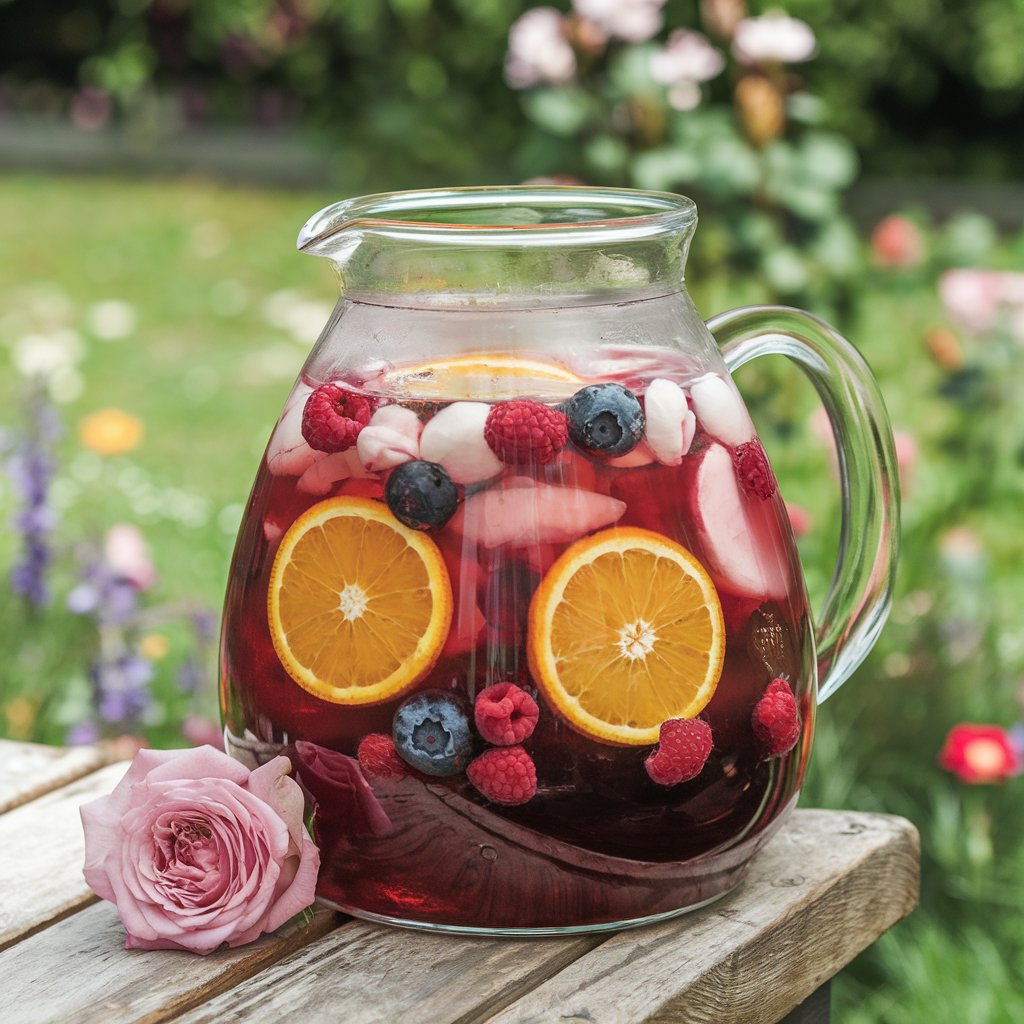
[467,745,537,805]
[752,678,801,757]
[485,399,568,465]
[301,382,374,453]
[357,733,407,780]
[474,682,540,746]
[644,718,713,786]
[733,440,778,500]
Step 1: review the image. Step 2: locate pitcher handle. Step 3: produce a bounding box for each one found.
[707,305,900,702]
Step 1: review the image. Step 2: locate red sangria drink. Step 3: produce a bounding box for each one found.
[220,187,899,934]
[221,349,814,932]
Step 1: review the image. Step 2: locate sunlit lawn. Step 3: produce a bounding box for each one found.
[2,172,1024,1021]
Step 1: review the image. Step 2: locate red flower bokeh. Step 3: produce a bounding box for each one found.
[939,724,1023,784]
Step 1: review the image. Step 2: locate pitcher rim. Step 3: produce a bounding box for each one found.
[297,186,697,252]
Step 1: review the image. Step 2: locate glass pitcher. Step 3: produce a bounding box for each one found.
[220,187,898,934]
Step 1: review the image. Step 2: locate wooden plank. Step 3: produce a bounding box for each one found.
[482,811,919,1024]
[0,740,109,814]
[175,922,602,1024]
[173,810,916,1024]
[0,901,342,1024]
[0,761,129,948]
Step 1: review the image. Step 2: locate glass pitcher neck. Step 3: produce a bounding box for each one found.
[297,186,697,309]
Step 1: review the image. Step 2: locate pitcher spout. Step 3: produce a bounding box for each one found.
[295,186,698,306]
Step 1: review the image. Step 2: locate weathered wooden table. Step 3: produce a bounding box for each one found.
[0,740,919,1024]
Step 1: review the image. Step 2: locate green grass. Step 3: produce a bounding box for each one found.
[2,173,1023,1019]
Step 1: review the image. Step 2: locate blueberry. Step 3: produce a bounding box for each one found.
[385,460,459,530]
[563,383,645,457]
[393,691,474,776]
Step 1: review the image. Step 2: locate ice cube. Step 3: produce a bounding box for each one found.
[690,374,755,448]
[692,443,789,600]
[356,404,423,471]
[296,448,376,495]
[643,378,695,465]
[452,481,626,549]
[419,401,504,485]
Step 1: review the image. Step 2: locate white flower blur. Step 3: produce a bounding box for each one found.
[572,0,667,44]
[505,8,577,89]
[650,29,725,86]
[667,81,702,112]
[86,300,138,341]
[732,12,816,64]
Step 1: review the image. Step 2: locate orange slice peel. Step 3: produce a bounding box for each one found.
[378,354,582,401]
[527,527,725,746]
[268,497,452,705]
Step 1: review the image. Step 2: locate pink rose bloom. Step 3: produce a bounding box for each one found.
[650,29,724,110]
[939,269,1024,339]
[81,746,319,954]
[104,523,157,591]
[504,8,577,89]
[871,215,925,269]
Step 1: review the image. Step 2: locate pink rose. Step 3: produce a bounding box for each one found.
[81,746,319,954]
[104,523,157,590]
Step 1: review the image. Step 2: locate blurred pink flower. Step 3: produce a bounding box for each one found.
[894,431,918,494]
[732,12,816,64]
[104,524,157,591]
[505,9,577,89]
[651,30,724,83]
[572,0,667,44]
[939,724,1022,784]
[785,502,812,537]
[871,215,925,269]
[939,269,1024,340]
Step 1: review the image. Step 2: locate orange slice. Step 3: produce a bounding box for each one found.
[268,497,452,704]
[527,527,725,746]
[380,354,582,401]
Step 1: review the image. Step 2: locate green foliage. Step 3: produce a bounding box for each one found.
[1,1,1023,180]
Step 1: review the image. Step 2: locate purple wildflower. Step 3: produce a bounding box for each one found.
[93,654,154,724]
[176,658,204,693]
[66,721,101,746]
[4,385,60,607]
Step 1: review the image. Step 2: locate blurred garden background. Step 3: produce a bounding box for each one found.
[3,1,1024,1019]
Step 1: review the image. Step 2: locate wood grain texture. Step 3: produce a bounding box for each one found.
[0,740,109,814]
[0,761,129,948]
[174,920,603,1024]
[0,901,342,1024]
[483,811,919,1024]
